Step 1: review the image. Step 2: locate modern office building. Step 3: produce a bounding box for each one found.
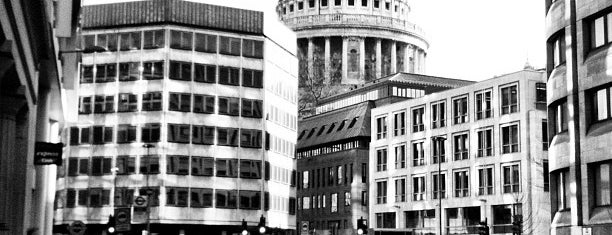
[53,1,298,234]
[0,0,81,234]
[370,69,550,235]
[295,73,473,235]
[545,0,612,234]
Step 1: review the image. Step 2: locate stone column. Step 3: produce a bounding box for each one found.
[33,87,51,235]
[324,37,331,83]
[418,49,424,73]
[375,39,382,79]
[307,37,314,78]
[422,51,427,73]
[342,36,348,83]
[359,37,366,80]
[403,44,411,73]
[390,40,397,74]
[412,47,418,73]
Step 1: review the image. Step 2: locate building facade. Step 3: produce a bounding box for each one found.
[53,1,298,234]
[370,69,550,235]
[0,0,80,234]
[545,0,612,234]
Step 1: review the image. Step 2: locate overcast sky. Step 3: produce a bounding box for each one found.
[85,0,547,81]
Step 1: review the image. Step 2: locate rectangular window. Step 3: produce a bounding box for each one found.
[550,33,566,66]
[536,83,547,104]
[219,66,240,85]
[216,159,238,177]
[394,144,406,169]
[321,0,328,7]
[167,155,190,175]
[193,94,215,113]
[119,32,141,51]
[94,95,115,113]
[142,92,162,111]
[239,190,261,210]
[116,155,136,174]
[432,173,446,199]
[453,133,469,160]
[432,137,446,164]
[170,30,193,50]
[90,157,112,176]
[589,11,612,49]
[376,181,387,204]
[590,86,612,123]
[503,164,520,193]
[79,97,92,114]
[555,169,570,210]
[192,125,214,145]
[194,63,216,83]
[453,96,468,124]
[239,160,262,179]
[141,123,161,143]
[241,99,263,118]
[219,36,241,56]
[362,163,367,183]
[302,171,309,189]
[168,123,190,143]
[376,148,387,172]
[143,30,165,49]
[592,162,611,206]
[114,188,134,207]
[119,62,140,81]
[216,189,238,208]
[191,156,214,176]
[80,127,91,144]
[77,189,88,206]
[118,93,137,112]
[395,178,406,202]
[88,188,111,207]
[376,116,387,139]
[454,170,469,197]
[92,126,113,144]
[140,155,160,174]
[502,124,520,154]
[478,167,494,195]
[190,188,213,208]
[95,64,117,83]
[501,85,519,114]
[81,34,95,51]
[142,61,163,80]
[166,187,189,207]
[331,193,338,212]
[393,111,406,136]
[412,176,425,201]
[240,129,262,148]
[242,39,264,59]
[242,69,263,88]
[335,0,341,6]
[169,93,191,112]
[194,33,217,53]
[543,160,550,192]
[412,107,425,132]
[412,141,424,166]
[66,189,76,208]
[552,99,568,135]
[348,0,354,6]
[431,101,446,128]
[218,97,240,116]
[475,89,492,120]
[217,127,239,146]
[116,125,136,143]
[542,120,549,151]
[477,128,493,157]
[376,212,396,229]
[96,33,118,51]
[337,166,343,185]
[169,61,192,81]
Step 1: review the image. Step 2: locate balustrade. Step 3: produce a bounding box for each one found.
[283,13,426,37]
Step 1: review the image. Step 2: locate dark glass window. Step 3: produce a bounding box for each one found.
[501,124,520,154]
[138,188,160,206]
[190,188,213,208]
[118,93,137,112]
[241,99,263,118]
[192,125,215,145]
[143,30,165,49]
[501,85,519,114]
[81,65,93,83]
[169,93,191,112]
[114,188,134,207]
[142,92,162,111]
[453,96,469,124]
[475,90,492,120]
[95,64,116,83]
[217,127,239,146]
[194,63,216,83]
[141,123,161,143]
[119,62,140,81]
[240,160,262,179]
[242,39,263,58]
[193,95,215,113]
[219,36,241,56]
[219,66,240,85]
[143,61,164,80]
[170,30,193,50]
[216,159,238,177]
[242,69,263,88]
[195,33,217,53]
[218,97,240,116]
[216,189,238,208]
[90,157,112,176]
[168,123,190,143]
[169,61,192,81]
[167,155,190,175]
[119,32,141,51]
[81,35,95,51]
[116,155,136,174]
[95,33,118,51]
[191,157,214,176]
[588,11,612,50]
[92,126,113,144]
[116,125,137,143]
[239,190,261,210]
[412,107,424,132]
[240,129,262,148]
[139,156,160,174]
[79,97,92,114]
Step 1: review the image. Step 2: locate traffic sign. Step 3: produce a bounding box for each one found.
[134,195,148,207]
[115,208,131,232]
[68,220,86,235]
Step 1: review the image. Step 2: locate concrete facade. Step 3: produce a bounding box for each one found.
[370,69,550,235]
[545,0,612,234]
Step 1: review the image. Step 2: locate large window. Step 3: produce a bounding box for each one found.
[168,124,190,143]
[432,137,446,163]
[216,159,238,177]
[81,65,93,83]
[590,85,612,123]
[119,62,140,81]
[217,127,239,146]
[588,11,612,50]
[502,123,520,154]
[412,176,425,201]
[115,155,135,174]
[394,144,406,169]
[143,61,164,80]
[477,128,493,157]
[170,30,193,50]
[218,97,240,116]
[431,101,445,128]
[191,156,214,176]
[114,188,134,207]
[139,156,160,174]
[395,178,406,202]
[117,125,136,143]
[432,173,446,199]
[169,61,192,81]
[216,189,238,208]
[502,164,520,193]
[239,190,261,210]
[242,39,263,58]
[143,30,165,49]
[550,32,566,66]
[219,36,241,56]
[169,93,191,112]
[551,99,568,135]
[119,32,141,51]
[475,89,492,120]
[79,97,92,114]
[118,93,137,112]
[194,33,217,53]
[94,95,115,113]
[501,84,519,114]
[141,123,161,143]
[331,193,338,212]
[167,155,189,175]
[192,125,214,145]
[453,133,469,160]
[376,116,387,139]
[86,188,111,207]
[95,64,116,83]
[90,157,112,176]
[412,141,425,166]
[194,63,216,83]
[239,160,261,179]
[376,180,387,204]
[94,33,118,51]
[376,148,387,172]
[543,160,550,192]
[242,69,263,88]
[412,107,425,132]
[376,212,396,229]
[554,169,570,211]
[92,126,113,144]
[193,95,215,113]
[190,188,213,207]
[391,111,407,136]
[478,167,494,195]
[219,66,240,85]
[240,129,262,148]
[454,170,469,197]
[142,92,162,111]
[591,161,612,206]
[241,99,263,118]
[453,96,468,124]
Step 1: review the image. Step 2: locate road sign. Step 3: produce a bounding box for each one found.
[134,195,148,207]
[300,221,309,235]
[34,142,63,165]
[115,208,131,232]
[68,220,86,235]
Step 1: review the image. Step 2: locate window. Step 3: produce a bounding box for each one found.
[432,173,446,199]
[169,93,191,112]
[431,137,446,164]
[140,156,160,174]
[501,123,519,154]
[361,0,367,6]
[542,120,549,150]
[170,30,192,50]
[79,97,92,114]
[92,126,113,144]
[475,89,492,120]
[94,95,115,113]
[431,101,446,128]
[119,62,140,81]
[321,0,328,7]
[143,30,165,49]
[412,107,425,132]
[90,157,112,176]
[376,148,387,172]
[191,156,214,176]
[591,161,611,206]
[141,123,161,143]
[115,155,135,174]
[412,176,425,201]
[501,85,519,114]
[337,166,343,184]
[302,171,309,189]
[242,69,263,88]
[114,188,134,207]
[167,155,189,175]
[478,167,494,195]
[376,212,396,228]
[216,189,238,208]
[219,66,240,85]
[477,128,493,157]
[241,99,263,118]
[348,0,354,6]
[395,178,406,202]
[143,61,164,80]
[194,63,216,83]
[503,164,520,193]
[142,92,162,111]
[393,111,406,136]
[335,0,341,6]
[117,125,136,143]
[454,170,469,197]
[543,160,550,192]
[219,36,241,56]
[217,127,239,146]
[218,97,240,116]
[192,125,214,145]
[168,124,190,143]
[550,32,566,66]
[95,33,118,51]
[376,116,387,139]
[412,141,424,166]
[190,188,213,208]
[453,96,468,124]
[169,61,192,81]
[376,181,387,204]
[239,190,261,210]
[95,64,116,83]
[554,169,570,211]
[308,0,315,8]
[88,188,111,207]
[69,127,91,145]
[239,160,261,179]
[590,85,612,123]
[240,129,262,148]
[194,33,217,53]
[81,34,95,51]
[242,39,263,58]
[344,191,351,206]
[193,94,215,113]
[118,93,137,112]
[119,32,141,51]
[551,99,568,135]
[373,0,379,8]
[492,204,520,233]
[394,144,406,169]
[362,163,367,183]
[331,193,338,212]
[453,133,469,160]
[77,189,88,206]
[166,187,189,207]
[216,159,238,177]
[139,188,160,206]
[536,83,547,104]
[588,11,612,49]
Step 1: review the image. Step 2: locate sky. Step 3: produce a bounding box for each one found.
[84,0,547,81]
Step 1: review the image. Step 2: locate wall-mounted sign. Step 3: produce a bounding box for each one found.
[34,142,63,165]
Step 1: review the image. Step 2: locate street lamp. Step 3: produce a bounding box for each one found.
[431,136,446,235]
[142,143,155,235]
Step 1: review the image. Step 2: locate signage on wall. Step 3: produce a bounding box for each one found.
[34,142,63,165]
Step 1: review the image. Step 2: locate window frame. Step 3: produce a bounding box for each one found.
[475,89,493,120]
[452,95,469,125]
[500,83,519,115]
[501,122,520,154]
[431,100,446,129]
[412,106,425,132]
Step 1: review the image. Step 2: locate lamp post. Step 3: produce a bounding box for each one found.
[431,136,446,235]
[142,143,155,235]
